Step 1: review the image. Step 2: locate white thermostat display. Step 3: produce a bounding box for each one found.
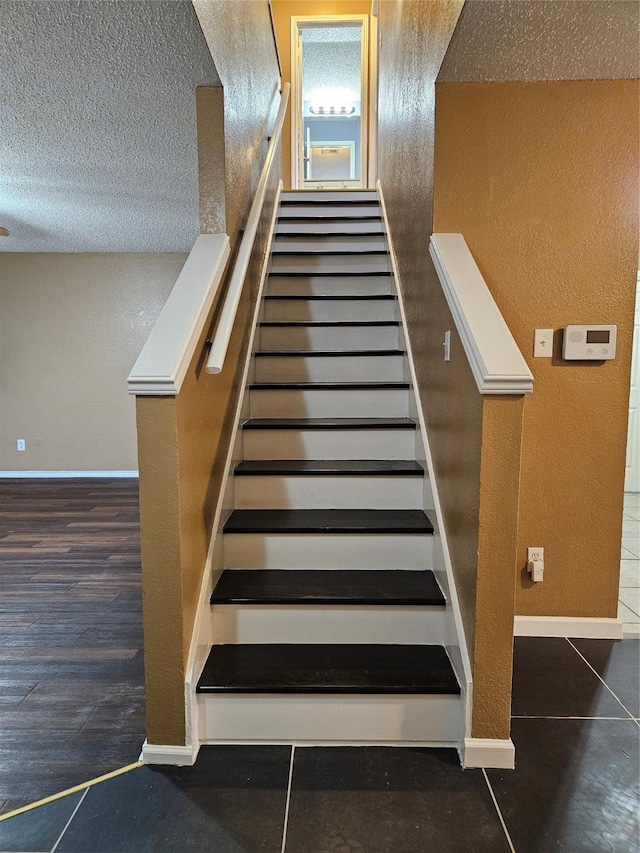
[562,325,617,360]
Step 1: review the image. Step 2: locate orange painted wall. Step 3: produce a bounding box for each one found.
[434,80,639,620]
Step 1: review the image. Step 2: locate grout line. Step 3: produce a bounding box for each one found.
[511,715,633,720]
[482,769,516,853]
[280,745,296,853]
[50,788,88,853]
[0,762,143,823]
[567,639,638,720]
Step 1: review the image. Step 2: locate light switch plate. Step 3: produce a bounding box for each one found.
[533,329,553,358]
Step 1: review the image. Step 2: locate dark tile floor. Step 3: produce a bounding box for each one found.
[1,637,638,852]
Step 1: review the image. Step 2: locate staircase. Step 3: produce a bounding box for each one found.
[196,190,462,745]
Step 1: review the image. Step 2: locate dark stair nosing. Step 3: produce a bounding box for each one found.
[271,250,388,256]
[277,215,383,222]
[242,417,417,431]
[264,294,396,301]
[259,321,400,328]
[268,271,392,278]
[223,508,434,535]
[254,349,404,358]
[276,231,384,238]
[249,381,410,391]
[233,460,424,476]
[280,199,380,207]
[210,569,444,606]
[196,643,459,695]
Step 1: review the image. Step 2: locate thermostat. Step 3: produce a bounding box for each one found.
[562,325,617,360]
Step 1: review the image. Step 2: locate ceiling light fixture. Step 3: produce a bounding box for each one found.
[309,105,355,116]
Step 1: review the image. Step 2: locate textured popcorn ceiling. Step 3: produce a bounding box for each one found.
[0,1,220,252]
[302,25,361,43]
[439,0,639,82]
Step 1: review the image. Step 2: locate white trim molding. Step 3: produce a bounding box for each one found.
[463,738,515,769]
[127,233,230,396]
[139,740,198,766]
[429,234,533,395]
[514,615,623,640]
[0,470,138,479]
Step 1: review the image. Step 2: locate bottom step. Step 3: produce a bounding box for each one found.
[197,645,460,744]
[197,644,459,694]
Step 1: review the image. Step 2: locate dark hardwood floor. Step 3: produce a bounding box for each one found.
[0,478,145,815]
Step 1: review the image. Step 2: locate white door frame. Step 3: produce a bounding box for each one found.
[290,14,371,189]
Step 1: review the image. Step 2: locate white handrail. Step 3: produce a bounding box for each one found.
[206,83,290,375]
[127,234,230,395]
[430,233,533,395]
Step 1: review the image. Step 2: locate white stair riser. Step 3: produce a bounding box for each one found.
[281,191,378,203]
[234,474,423,509]
[267,276,393,296]
[198,694,460,744]
[255,355,404,383]
[270,255,389,275]
[210,606,445,644]
[243,428,417,461]
[249,387,409,418]
[224,533,432,570]
[274,236,387,253]
[263,299,396,322]
[276,221,384,235]
[259,324,400,351]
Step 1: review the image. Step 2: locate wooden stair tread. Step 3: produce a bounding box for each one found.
[223,509,434,534]
[211,569,444,606]
[249,382,410,390]
[254,350,404,358]
[242,418,417,430]
[197,644,459,695]
[233,460,423,476]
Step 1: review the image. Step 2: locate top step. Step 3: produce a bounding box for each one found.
[281,191,378,204]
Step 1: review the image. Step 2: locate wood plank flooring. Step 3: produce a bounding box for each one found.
[0,479,145,815]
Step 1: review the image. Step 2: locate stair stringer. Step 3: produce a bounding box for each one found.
[140,182,285,767]
[377,181,474,762]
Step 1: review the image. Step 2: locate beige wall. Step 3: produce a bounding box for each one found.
[0,253,184,471]
[434,80,640,620]
[193,0,280,240]
[271,0,372,189]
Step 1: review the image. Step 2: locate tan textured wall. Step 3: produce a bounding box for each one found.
[439,0,640,83]
[377,0,478,633]
[138,163,279,745]
[434,80,640,621]
[193,0,280,240]
[136,395,185,743]
[196,86,227,233]
[271,0,372,190]
[377,0,529,738]
[0,253,184,471]
[474,397,524,739]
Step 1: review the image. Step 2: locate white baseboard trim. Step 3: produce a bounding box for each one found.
[0,470,138,479]
[139,739,200,766]
[514,615,623,640]
[463,737,515,769]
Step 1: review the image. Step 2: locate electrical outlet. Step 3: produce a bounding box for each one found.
[16,439,26,452]
[527,547,544,563]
